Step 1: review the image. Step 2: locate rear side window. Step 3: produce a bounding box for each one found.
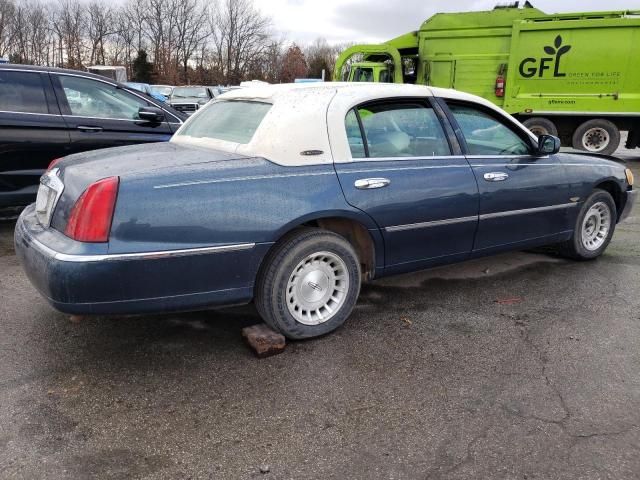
[346,102,451,158]
[447,103,531,156]
[0,71,48,114]
[345,110,366,158]
[177,101,271,144]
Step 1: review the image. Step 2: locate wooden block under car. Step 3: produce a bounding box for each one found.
[242,324,286,358]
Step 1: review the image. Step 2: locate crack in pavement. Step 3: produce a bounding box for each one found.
[505,313,639,444]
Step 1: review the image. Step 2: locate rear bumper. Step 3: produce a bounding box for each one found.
[14,205,269,315]
[619,189,637,223]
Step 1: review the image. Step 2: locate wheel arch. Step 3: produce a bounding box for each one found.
[594,178,624,220]
[265,211,384,282]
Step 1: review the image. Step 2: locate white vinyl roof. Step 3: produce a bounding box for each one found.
[171,82,535,166]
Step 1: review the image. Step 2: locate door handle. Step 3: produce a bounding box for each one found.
[483,172,509,182]
[354,178,391,189]
[77,126,103,132]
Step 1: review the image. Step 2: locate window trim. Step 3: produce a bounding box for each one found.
[439,98,536,157]
[345,97,456,161]
[352,108,370,158]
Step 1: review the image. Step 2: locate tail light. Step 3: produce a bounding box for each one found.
[65,176,119,242]
[495,74,505,97]
[47,158,63,171]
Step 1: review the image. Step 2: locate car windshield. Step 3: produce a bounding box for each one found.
[176,100,271,144]
[172,87,208,98]
[154,86,172,96]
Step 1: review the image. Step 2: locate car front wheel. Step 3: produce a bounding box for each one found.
[255,228,361,339]
[559,189,616,260]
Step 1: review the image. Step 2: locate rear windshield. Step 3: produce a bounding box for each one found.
[176,100,271,144]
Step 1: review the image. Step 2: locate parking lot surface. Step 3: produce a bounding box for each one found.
[1,156,639,479]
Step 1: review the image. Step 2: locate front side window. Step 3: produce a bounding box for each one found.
[346,102,451,158]
[176,100,271,144]
[0,71,48,114]
[448,103,531,156]
[59,75,148,120]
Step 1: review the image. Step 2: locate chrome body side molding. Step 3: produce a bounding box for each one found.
[27,238,256,263]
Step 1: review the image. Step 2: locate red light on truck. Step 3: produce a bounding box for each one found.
[65,177,119,243]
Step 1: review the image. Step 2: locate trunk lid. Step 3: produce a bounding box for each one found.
[48,142,248,233]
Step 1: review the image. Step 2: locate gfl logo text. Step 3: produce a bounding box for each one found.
[519,35,572,78]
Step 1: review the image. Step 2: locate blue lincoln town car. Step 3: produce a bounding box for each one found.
[15,83,636,339]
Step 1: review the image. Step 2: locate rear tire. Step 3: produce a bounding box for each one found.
[558,189,616,260]
[255,228,361,339]
[523,117,558,138]
[572,119,620,156]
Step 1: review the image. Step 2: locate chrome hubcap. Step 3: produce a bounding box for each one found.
[286,251,349,326]
[529,125,549,137]
[581,202,611,251]
[582,127,610,152]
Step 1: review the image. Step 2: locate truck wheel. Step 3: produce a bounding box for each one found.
[572,119,620,155]
[523,117,558,137]
[255,228,361,339]
[558,189,616,260]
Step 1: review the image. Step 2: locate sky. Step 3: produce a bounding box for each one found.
[256,0,640,44]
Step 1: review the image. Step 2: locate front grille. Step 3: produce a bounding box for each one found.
[172,103,198,114]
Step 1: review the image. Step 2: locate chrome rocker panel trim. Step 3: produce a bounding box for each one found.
[27,237,256,263]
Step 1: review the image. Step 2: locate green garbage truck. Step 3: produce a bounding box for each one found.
[334,4,640,155]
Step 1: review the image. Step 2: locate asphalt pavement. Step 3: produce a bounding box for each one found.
[1,152,639,479]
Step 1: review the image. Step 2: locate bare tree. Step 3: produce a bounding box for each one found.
[0,0,15,58]
[212,0,271,84]
[174,0,209,82]
[87,1,115,65]
[305,37,341,80]
[143,0,181,80]
[2,0,286,85]
[113,0,146,75]
[256,38,284,83]
[51,0,86,68]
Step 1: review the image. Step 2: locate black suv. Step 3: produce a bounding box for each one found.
[0,65,187,207]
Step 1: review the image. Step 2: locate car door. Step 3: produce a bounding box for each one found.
[0,69,70,206]
[441,99,573,253]
[334,98,479,274]
[51,73,175,155]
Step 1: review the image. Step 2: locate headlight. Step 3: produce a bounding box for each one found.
[625,168,634,186]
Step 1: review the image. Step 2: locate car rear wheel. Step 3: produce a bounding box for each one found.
[522,117,558,138]
[572,119,620,156]
[559,189,616,260]
[255,228,361,339]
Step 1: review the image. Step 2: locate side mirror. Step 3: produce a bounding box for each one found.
[537,134,561,156]
[138,106,165,123]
